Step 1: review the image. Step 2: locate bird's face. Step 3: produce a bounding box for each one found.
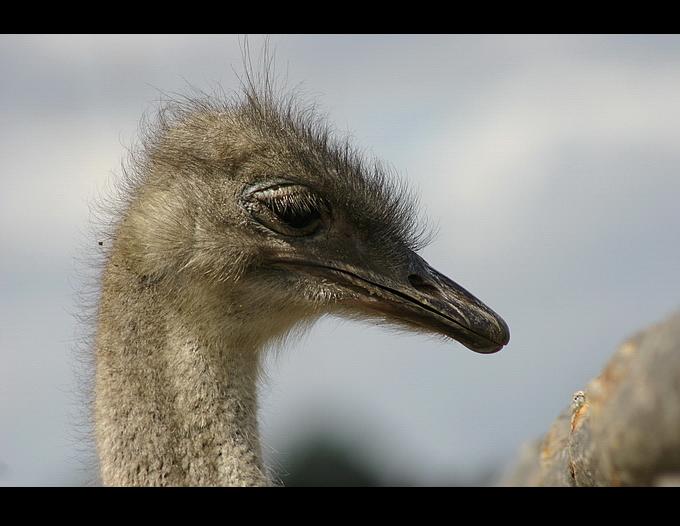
[144,103,508,354]
[216,153,509,354]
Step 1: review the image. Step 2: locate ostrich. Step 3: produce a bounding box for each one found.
[93,67,510,486]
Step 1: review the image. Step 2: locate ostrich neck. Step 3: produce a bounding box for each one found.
[94,251,269,486]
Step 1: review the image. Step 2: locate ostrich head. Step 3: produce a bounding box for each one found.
[117,84,509,356]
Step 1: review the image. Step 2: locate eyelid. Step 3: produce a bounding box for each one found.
[250,184,329,214]
[245,180,307,198]
[254,183,304,200]
[253,184,319,205]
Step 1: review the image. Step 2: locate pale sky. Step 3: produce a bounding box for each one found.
[1,34,679,485]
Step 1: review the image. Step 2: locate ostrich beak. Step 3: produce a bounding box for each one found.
[274,251,510,354]
[373,251,510,353]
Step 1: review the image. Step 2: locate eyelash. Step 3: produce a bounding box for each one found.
[267,192,321,216]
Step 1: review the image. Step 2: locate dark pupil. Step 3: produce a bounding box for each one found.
[276,205,320,229]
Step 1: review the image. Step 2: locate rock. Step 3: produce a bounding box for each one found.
[501,311,680,486]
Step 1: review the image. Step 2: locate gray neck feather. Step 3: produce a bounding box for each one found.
[94,247,270,486]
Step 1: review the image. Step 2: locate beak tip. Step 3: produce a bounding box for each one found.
[468,315,510,354]
[499,318,511,346]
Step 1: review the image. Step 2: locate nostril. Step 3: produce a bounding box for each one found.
[408,274,440,296]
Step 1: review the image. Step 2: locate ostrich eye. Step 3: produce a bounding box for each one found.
[244,183,329,237]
